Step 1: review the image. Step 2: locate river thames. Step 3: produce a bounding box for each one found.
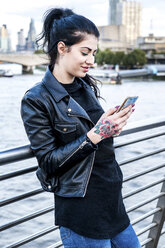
[0,64,165,247]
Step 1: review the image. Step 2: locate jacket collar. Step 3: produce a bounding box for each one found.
[42,67,89,102]
[42,67,70,102]
[42,67,95,124]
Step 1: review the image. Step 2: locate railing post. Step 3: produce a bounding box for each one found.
[145,180,165,248]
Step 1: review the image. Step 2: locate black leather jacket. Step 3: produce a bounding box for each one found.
[21,68,100,197]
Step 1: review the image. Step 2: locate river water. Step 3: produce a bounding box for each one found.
[0,64,165,247]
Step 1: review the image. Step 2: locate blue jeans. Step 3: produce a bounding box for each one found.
[59,224,141,248]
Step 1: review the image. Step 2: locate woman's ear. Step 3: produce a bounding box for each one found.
[57,41,67,55]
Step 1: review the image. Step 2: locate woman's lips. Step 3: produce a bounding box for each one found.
[81,66,89,72]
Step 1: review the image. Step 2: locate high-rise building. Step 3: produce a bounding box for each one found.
[26,19,36,50]
[108,0,141,47]
[109,0,122,25]
[16,19,37,51]
[0,24,11,52]
[117,1,141,46]
[17,29,26,51]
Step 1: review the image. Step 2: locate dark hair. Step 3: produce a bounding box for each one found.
[36,8,102,98]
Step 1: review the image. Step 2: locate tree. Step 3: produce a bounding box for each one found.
[113,51,125,66]
[103,49,114,65]
[123,53,135,68]
[131,49,147,67]
[95,49,114,65]
[96,48,146,68]
[123,49,146,68]
[95,49,105,65]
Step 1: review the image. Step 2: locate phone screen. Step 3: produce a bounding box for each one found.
[116,96,138,112]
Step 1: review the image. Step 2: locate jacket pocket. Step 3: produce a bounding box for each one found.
[54,123,77,144]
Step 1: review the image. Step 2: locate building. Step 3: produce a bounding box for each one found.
[109,0,123,25]
[16,19,37,52]
[0,24,11,52]
[137,34,165,54]
[98,0,141,51]
[116,0,141,47]
[26,19,36,51]
[17,29,26,51]
[98,25,131,52]
[137,34,165,64]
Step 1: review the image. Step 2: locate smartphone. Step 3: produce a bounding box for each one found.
[116,96,138,113]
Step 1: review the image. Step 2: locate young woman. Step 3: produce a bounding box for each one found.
[21,8,141,248]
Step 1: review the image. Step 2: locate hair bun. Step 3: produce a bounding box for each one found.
[60,8,74,18]
[44,8,74,21]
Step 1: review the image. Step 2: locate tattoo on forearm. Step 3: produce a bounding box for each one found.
[94,118,119,139]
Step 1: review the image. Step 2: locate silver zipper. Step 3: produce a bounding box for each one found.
[83,151,96,197]
[59,112,96,193]
[59,139,88,167]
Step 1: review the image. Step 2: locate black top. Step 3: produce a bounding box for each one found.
[55,78,130,239]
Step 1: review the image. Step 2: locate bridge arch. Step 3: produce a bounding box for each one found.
[0,53,49,74]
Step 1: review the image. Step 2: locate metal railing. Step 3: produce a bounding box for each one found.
[0,117,165,248]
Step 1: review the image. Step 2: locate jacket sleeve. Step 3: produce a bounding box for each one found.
[21,93,97,176]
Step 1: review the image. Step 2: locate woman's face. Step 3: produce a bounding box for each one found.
[60,34,98,80]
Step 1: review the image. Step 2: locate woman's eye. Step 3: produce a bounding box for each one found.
[81,52,88,56]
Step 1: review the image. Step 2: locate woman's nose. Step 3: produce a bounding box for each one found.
[86,55,94,65]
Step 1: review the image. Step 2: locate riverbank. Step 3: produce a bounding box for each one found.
[0,71,165,247]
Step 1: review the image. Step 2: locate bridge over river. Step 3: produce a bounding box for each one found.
[1,53,165,78]
[0,53,49,73]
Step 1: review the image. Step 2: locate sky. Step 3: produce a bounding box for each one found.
[0,0,165,50]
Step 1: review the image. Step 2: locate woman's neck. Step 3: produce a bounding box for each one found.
[52,64,75,84]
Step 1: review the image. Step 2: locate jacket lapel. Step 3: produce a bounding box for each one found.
[43,67,95,124]
[67,97,93,123]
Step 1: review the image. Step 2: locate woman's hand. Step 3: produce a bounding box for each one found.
[87,105,134,144]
